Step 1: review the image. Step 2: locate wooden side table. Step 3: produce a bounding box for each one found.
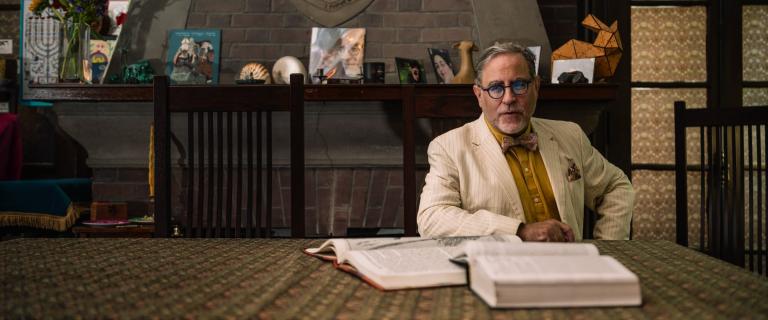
[72,225,155,238]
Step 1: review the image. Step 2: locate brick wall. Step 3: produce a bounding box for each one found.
[157,167,426,237]
[274,168,427,236]
[186,0,578,83]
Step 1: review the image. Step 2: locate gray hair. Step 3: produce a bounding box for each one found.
[474,42,536,85]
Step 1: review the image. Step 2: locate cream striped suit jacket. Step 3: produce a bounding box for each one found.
[417,116,634,240]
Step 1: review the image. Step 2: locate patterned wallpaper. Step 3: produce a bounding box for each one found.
[744,88,768,107]
[743,5,768,81]
[631,170,702,245]
[631,88,706,165]
[631,6,706,83]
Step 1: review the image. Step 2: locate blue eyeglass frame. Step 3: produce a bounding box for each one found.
[479,79,532,99]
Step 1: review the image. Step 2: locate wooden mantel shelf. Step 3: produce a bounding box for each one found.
[26,83,617,102]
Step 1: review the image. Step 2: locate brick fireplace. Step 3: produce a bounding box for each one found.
[53,0,585,237]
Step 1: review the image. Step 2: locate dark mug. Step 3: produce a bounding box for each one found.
[363,62,386,83]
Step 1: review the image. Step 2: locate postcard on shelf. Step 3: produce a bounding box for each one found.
[0,39,11,55]
[551,58,595,84]
[308,27,366,84]
[304,235,522,290]
[87,39,115,84]
[427,48,456,84]
[395,57,427,84]
[454,242,642,308]
[165,29,221,85]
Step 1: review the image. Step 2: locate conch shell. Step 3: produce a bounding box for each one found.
[238,62,272,83]
[272,56,307,84]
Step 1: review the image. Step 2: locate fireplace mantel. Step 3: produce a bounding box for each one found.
[27,83,616,102]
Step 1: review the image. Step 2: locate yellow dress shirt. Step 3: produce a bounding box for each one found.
[485,118,561,223]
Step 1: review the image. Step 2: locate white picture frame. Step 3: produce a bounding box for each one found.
[527,46,541,76]
[0,39,11,55]
[551,58,595,84]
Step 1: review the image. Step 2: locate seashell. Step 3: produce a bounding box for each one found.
[272,56,308,84]
[238,62,272,84]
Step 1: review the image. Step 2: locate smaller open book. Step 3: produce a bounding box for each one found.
[304,235,521,290]
[305,237,641,308]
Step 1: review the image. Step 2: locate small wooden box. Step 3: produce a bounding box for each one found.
[90,202,128,220]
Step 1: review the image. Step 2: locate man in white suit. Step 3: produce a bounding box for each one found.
[417,42,634,241]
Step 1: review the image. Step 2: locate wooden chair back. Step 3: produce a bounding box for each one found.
[674,101,768,275]
[153,74,305,238]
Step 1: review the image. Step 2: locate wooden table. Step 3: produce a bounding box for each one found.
[2,239,766,318]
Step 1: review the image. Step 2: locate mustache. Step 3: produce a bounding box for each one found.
[499,108,526,114]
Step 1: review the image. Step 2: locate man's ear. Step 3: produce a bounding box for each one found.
[532,76,541,92]
[472,84,483,104]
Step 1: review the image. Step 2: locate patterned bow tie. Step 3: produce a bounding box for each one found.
[501,133,538,152]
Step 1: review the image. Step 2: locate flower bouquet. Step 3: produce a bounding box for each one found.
[29,0,108,82]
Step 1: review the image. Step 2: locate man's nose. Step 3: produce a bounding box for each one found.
[501,87,517,104]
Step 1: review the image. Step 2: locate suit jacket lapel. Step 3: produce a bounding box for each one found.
[533,119,568,217]
[469,117,524,217]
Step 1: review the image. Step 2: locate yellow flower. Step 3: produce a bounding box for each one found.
[28,0,47,12]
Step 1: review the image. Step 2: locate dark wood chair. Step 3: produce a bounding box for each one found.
[674,101,768,275]
[153,74,305,238]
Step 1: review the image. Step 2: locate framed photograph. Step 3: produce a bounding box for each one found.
[87,39,116,84]
[527,46,541,76]
[427,48,455,84]
[165,29,221,84]
[106,0,130,36]
[551,58,595,84]
[308,27,366,84]
[0,39,11,55]
[19,0,61,106]
[395,57,426,84]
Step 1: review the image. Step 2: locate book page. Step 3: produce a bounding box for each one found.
[457,242,599,260]
[477,256,638,282]
[307,235,521,264]
[348,247,460,275]
[345,235,522,276]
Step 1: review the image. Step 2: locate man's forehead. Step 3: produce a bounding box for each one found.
[481,53,530,81]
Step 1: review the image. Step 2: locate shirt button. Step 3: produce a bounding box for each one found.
[533,197,540,203]
[524,168,529,173]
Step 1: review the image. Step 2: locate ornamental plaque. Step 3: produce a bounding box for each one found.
[289,0,374,27]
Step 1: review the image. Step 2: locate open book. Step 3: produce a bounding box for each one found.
[304,235,522,290]
[455,242,642,308]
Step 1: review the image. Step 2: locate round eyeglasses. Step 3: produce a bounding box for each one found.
[479,79,532,99]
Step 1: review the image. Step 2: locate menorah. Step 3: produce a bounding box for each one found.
[24,16,62,84]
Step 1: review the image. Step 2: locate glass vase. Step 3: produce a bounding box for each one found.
[59,22,90,83]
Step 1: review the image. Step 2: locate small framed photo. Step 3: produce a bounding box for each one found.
[308,27,366,84]
[551,58,595,84]
[527,46,541,76]
[427,48,455,84]
[395,57,426,84]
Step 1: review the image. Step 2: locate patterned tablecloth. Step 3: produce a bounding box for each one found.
[2,239,766,319]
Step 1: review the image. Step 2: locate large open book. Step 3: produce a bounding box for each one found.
[455,242,642,308]
[304,235,521,290]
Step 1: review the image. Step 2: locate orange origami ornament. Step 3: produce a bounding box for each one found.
[552,14,622,81]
